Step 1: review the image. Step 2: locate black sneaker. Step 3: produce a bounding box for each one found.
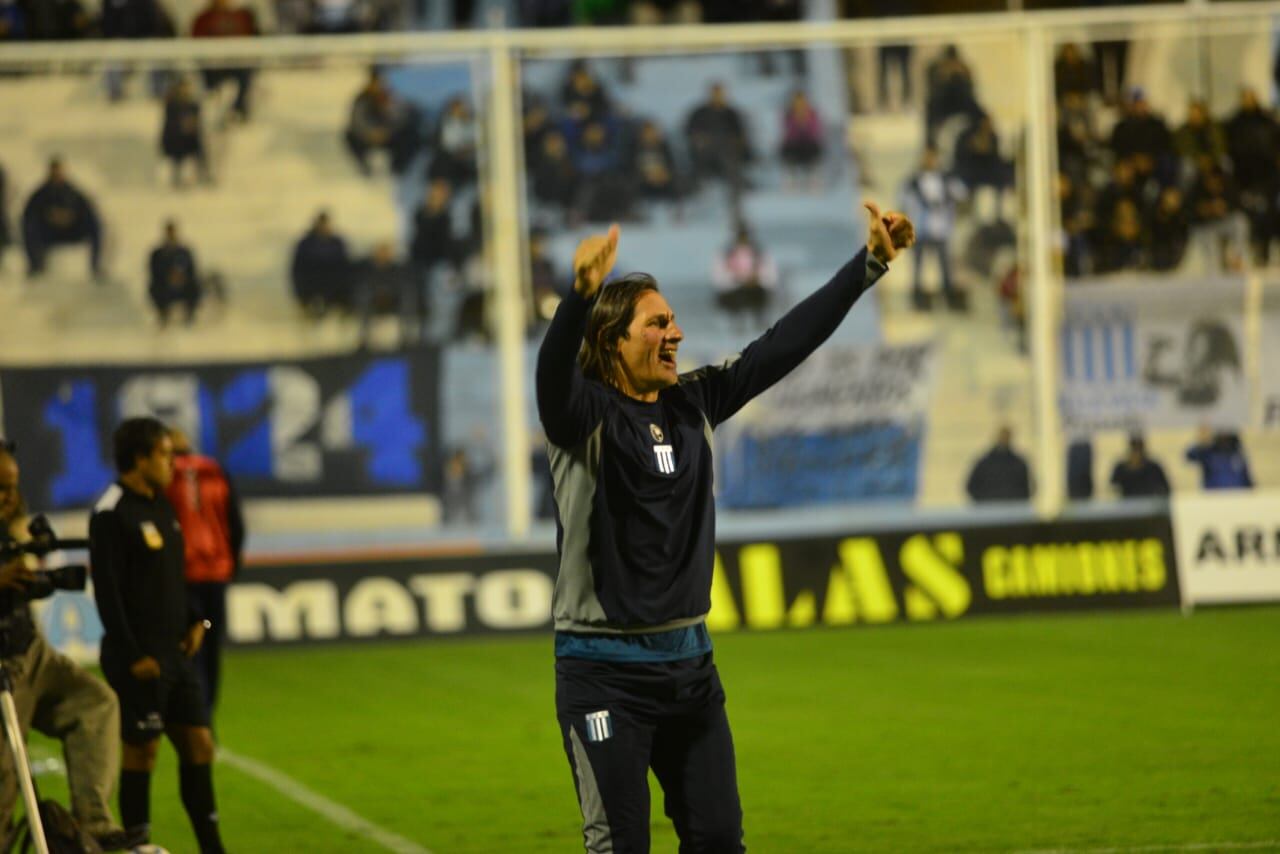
[95,825,150,851]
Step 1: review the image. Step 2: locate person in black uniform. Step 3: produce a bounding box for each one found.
[89,418,226,854]
[1109,433,1170,498]
[537,203,915,853]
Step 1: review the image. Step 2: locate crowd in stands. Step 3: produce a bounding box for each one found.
[1056,42,1280,278]
[966,424,1255,503]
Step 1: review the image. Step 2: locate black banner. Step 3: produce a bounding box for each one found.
[0,349,442,510]
[226,513,1179,646]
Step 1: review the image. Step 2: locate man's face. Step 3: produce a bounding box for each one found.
[616,291,683,398]
[0,455,20,524]
[137,435,175,492]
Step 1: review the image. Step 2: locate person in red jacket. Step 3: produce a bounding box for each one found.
[191,0,258,120]
[166,429,244,722]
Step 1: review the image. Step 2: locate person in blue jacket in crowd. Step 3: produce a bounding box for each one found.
[1185,426,1253,490]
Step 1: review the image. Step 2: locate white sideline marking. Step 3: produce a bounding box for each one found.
[219,747,432,854]
[1016,841,1280,853]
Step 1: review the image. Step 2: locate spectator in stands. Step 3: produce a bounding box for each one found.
[953,113,1012,201]
[924,44,981,146]
[192,0,259,121]
[429,96,478,188]
[22,157,102,281]
[1066,436,1093,500]
[900,147,967,310]
[102,0,175,100]
[632,120,683,211]
[779,90,825,191]
[442,445,493,525]
[1110,434,1170,498]
[291,211,353,317]
[410,178,460,334]
[530,130,580,221]
[1188,156,1246,271]
[1185,427,1253,490]
[148,219,200,327]
[965,425,1032,503]
[1058,172,1094,277]
[0,0,26,40]
[1053,43,1098,103]
[560,60,612,128]
[575,120,635,223]
[1056,91,1097,186]
[684,82,753,195]
[345,69,422,176]
[1094,198,1146,274]
[355,240,417,349]
[1172,99,1226,180]
[630,0,701,24]
[1095,157,1147,229]
[529,227,563,326]
[1148,186,1189,273]
[1224,88,1280,265]
[712,222,778,331]
[519,0,572,26]
[523,98,553,168]
[20,0,91,39]
[1109,88,1173,186]
[161,77,211,187]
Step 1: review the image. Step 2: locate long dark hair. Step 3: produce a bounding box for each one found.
[578,273,660,389]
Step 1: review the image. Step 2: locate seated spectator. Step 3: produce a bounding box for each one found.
[530,130,580,220]
[575,120,634,222]
[291,211,353,317]
[344,69,422,176]
[1109,88,1173,186]
[192,0,259,121]
[1056,91,1097,186]
[519,0,572,26]
[953,113,1013,197]
[1054,43,1098,103]
[0,0,26,40]
[428,97,478,188]
[632,120,682,207]
[1095,157,1148,227]
[1172,99,1226,180]
[684,82,753,194]
[560,60,612,128]
[1110,434,1170,498]
[779,90,824,191]
[924,44,982,146]
[965,426,1032,503]
[1224,88,1280,265]
[1188,156,1246,271]
[900,147,967,310]
[712,222,778,331]
[1185,427,1253,490]
[1058,172,1095,278]
[1094,198,1146,274]
[161,77,211,187]
[22,157,102,280]
[355,241,417,349]
[1148,186,1189,273]
[148,219,200,326]
[20,0,90,39]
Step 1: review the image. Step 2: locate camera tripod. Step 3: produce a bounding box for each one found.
[0,659,51,854]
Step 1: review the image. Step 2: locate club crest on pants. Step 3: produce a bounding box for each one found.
[585,710,613,743]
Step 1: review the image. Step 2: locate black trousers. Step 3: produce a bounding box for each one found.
[556,653,745,854]
[188,582,227,720]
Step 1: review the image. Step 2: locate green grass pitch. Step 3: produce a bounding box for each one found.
[26,605,1280,853]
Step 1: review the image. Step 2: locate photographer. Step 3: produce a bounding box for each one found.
[0,441,130,851]
[89,418,226,854]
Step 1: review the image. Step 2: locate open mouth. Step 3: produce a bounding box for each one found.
[658,348,678,369]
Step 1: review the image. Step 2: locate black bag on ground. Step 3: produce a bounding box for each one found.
[16,800,103,853]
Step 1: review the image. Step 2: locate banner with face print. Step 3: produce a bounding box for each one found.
[1060,276,1248,431]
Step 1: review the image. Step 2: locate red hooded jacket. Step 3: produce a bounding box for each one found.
[166,453,244,584]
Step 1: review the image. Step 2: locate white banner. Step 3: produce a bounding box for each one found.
[1061,276,1248,431]
[1172,490,1280,606]
[735,341,936,433]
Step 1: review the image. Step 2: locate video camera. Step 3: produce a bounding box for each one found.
[0,514,89,602]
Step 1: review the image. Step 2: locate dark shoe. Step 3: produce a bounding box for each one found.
[95,825,147,851]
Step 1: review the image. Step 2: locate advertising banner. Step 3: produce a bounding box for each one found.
[0,349,442,511]
[717,342,936,508]
[1172,490,1280,605]
[1060,277,1248,430]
